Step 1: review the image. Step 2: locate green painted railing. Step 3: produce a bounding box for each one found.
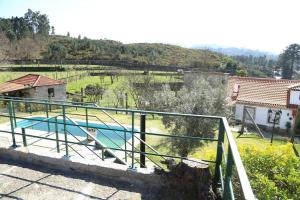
[0,96,255,199]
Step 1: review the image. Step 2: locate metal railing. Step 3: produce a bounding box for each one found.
[0,96,255,199]
[59,111,165,168]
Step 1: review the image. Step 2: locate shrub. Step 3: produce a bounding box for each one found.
[204,143,299,199]
[240,143,300,199]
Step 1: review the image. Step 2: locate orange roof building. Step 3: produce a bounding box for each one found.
[228,76,300,130]
[0,74,66,101]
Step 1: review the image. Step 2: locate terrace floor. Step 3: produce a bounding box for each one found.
[0,122,184,200]
[0,158,161,200]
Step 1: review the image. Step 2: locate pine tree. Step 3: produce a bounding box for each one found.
[278,44,300,80]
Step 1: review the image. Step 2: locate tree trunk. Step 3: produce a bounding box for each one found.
[158,159,218,200]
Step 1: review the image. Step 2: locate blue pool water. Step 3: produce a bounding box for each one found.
[16,117,132,148]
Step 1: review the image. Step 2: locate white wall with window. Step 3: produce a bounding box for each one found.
[234,104,293,129]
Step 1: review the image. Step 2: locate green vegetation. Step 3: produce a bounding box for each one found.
[0,9,50,41]
[278,43,300,80]
[152,79,228,157]
[193,134,300,199]
[45,36,230,68]
[231,55,276,78]
[239,143,299,200]
[0,10,237,72]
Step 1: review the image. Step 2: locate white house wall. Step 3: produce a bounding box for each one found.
[289,90,300,105]
[234,104,293,129]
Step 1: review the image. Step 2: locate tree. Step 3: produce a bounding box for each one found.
[47,42,67,60]
[5,29,16,43]
[24,9,39,36]
[51,26,55,35]
[225,60,238,75]
[126,74,156,110]
[278,44,300,80]
[154,79,229,157]
[24,9,50,37]
[11,17,29,39]
[37,13,50,36]
[236,66,248,77]
[85,84,106,103]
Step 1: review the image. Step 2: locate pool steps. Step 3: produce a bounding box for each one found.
[65,116,127,165]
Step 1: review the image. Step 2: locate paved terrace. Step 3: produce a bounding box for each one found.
[0,123,174,199]
[0,158,162,200]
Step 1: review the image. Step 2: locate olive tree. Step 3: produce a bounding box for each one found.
[154,78,229,157]
[126,74,157,110]
[85,84,106,103]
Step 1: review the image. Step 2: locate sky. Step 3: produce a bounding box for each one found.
[0,0,300,54]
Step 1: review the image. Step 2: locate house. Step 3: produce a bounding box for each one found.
[228,76,300,130]
[0,74,66,101]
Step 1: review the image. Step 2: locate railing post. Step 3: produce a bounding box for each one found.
[214,119,225,186]
[85,107,89,140]
[12,101,17,127]
[8,101,16,147]
[55,116,60,153]
[45,102,50,133]
[62,105,68,157]
[48,98,52,112]
[29,103,32,114]
[124,130,127,162]
[223,146,235,200]
[140,114,146,168]
[131,112,135,168]
[101,147,104,161]
[81,88,84,103]
[125,93,128,114]
[21,128,27,147]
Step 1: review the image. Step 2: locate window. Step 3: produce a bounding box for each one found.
[48,88,55,97]
[267,109,282,124]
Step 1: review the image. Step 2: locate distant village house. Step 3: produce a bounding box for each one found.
[0,74,66,101]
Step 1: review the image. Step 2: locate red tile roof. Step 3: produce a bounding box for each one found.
[228,76,300,108]
[0,82,27,93]
[0,74,65,93]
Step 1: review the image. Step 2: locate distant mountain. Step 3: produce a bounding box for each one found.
[192,45,278,58]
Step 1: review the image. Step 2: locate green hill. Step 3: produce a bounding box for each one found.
[0,9,235,71]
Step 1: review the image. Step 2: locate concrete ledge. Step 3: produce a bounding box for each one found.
[0,146,163,187]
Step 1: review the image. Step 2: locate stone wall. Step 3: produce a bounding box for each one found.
[184,71,229,86]
[0,146,162,187]
[26,84,66,101]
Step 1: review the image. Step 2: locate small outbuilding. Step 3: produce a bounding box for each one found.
[0,74,66,101]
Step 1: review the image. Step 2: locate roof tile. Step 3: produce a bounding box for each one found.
[228,76,300,108]
[0,74,65,94]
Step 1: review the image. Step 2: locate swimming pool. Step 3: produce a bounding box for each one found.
[16,117,132,149]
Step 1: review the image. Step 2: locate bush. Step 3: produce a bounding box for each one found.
[204,143,299,199]
[240,143,300,199]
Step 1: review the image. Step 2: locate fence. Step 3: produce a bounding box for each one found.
[0,96,255,199]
